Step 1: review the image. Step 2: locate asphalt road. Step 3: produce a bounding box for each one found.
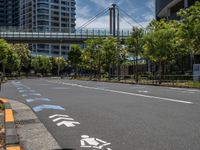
[1,78,200,150]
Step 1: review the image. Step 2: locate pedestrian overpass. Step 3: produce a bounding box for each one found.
[0,29,130,44]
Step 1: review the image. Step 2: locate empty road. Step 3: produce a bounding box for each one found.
[1,78,200,150]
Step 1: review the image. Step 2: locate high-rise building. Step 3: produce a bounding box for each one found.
[156,0,200,20]
[0,0,20,26]
[0,0,76,58]
[19,0,76,57]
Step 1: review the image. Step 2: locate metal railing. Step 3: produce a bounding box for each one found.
[0,29,131,43]
[66,74,200,88]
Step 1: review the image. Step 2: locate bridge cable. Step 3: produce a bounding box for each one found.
[77,7,109,31]
[119,7,145,29]
[77,9,109,31]
[119,14,134,28]
[78,9,109,30]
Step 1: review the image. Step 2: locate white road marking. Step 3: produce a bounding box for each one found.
[187,89,200,92]
[169,88,200,93]
[26,98,51,103]
[49,114,69,118]
[46,80,193,104]
[57,121,80,127]
[49,114,80,127]
[50,87,71,90]
[80,135,111,150]
[53,117,74,122]
[40,84,50,86]
[138,90,149,93]
[19,90,36,93]
[181,91,195,94]
[22,93,41,97]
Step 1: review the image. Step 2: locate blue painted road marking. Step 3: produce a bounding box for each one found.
[33,105,65,112]
[26,98,51,103]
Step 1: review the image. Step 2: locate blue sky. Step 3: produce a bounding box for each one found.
[76,0,155,30]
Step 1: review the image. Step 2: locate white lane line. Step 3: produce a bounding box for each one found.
[138,90,149,93]
[104,89,193,104]
[169,88,200,93]
[46,80,193,104]
[50,87,71,90]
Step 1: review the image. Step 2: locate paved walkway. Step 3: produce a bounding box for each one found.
[10,100,61,150]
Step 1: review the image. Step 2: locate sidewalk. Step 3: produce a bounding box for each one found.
[9,100,61,150]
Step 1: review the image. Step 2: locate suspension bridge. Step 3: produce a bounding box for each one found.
[0,4,144,44]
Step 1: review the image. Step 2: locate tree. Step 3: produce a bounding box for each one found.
[11,44,31,73]
[68,45,82,76]
[143,20,178,82]
[51,57,66,76]
[0,39,10,75]
[81,39,102,78]
[31,56,52,75]
[177,1,200,63]
[101,37,118,78]
[5,47,20,74]
[126,26,144,83]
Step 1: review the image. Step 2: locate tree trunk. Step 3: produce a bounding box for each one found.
[159,62,162,85]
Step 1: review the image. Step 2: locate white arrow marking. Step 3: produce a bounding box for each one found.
[49,114,69,119]
[57,121,80,127]
[53,117,74,122]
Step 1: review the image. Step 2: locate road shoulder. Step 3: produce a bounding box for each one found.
[9,100,61,150]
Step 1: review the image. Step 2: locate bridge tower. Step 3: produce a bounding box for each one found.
[109,4,120,37]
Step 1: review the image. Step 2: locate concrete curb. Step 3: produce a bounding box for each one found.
[0,98,21,150]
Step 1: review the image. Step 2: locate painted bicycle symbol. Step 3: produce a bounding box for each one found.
[80,135,112,150]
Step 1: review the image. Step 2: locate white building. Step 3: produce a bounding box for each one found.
[19,0,76,58]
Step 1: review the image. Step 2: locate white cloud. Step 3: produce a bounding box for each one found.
[76,5,91,18]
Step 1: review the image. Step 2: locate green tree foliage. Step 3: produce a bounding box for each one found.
[126,27,144,82]
[5,47,20,73]
[11,44,31,70]
[68,45,82,73]
[143,20,178,74]
[178,1,200,55]
[0,39,10,74]
[31,56,52,75]
[126,26,144,57]
[51,57,66,75]
[101,37,118,73]
[81,39,102,74]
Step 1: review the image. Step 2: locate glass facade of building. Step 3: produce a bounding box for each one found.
[0,0,76,58]
[19,0,76,57]
[0,0,20,26]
